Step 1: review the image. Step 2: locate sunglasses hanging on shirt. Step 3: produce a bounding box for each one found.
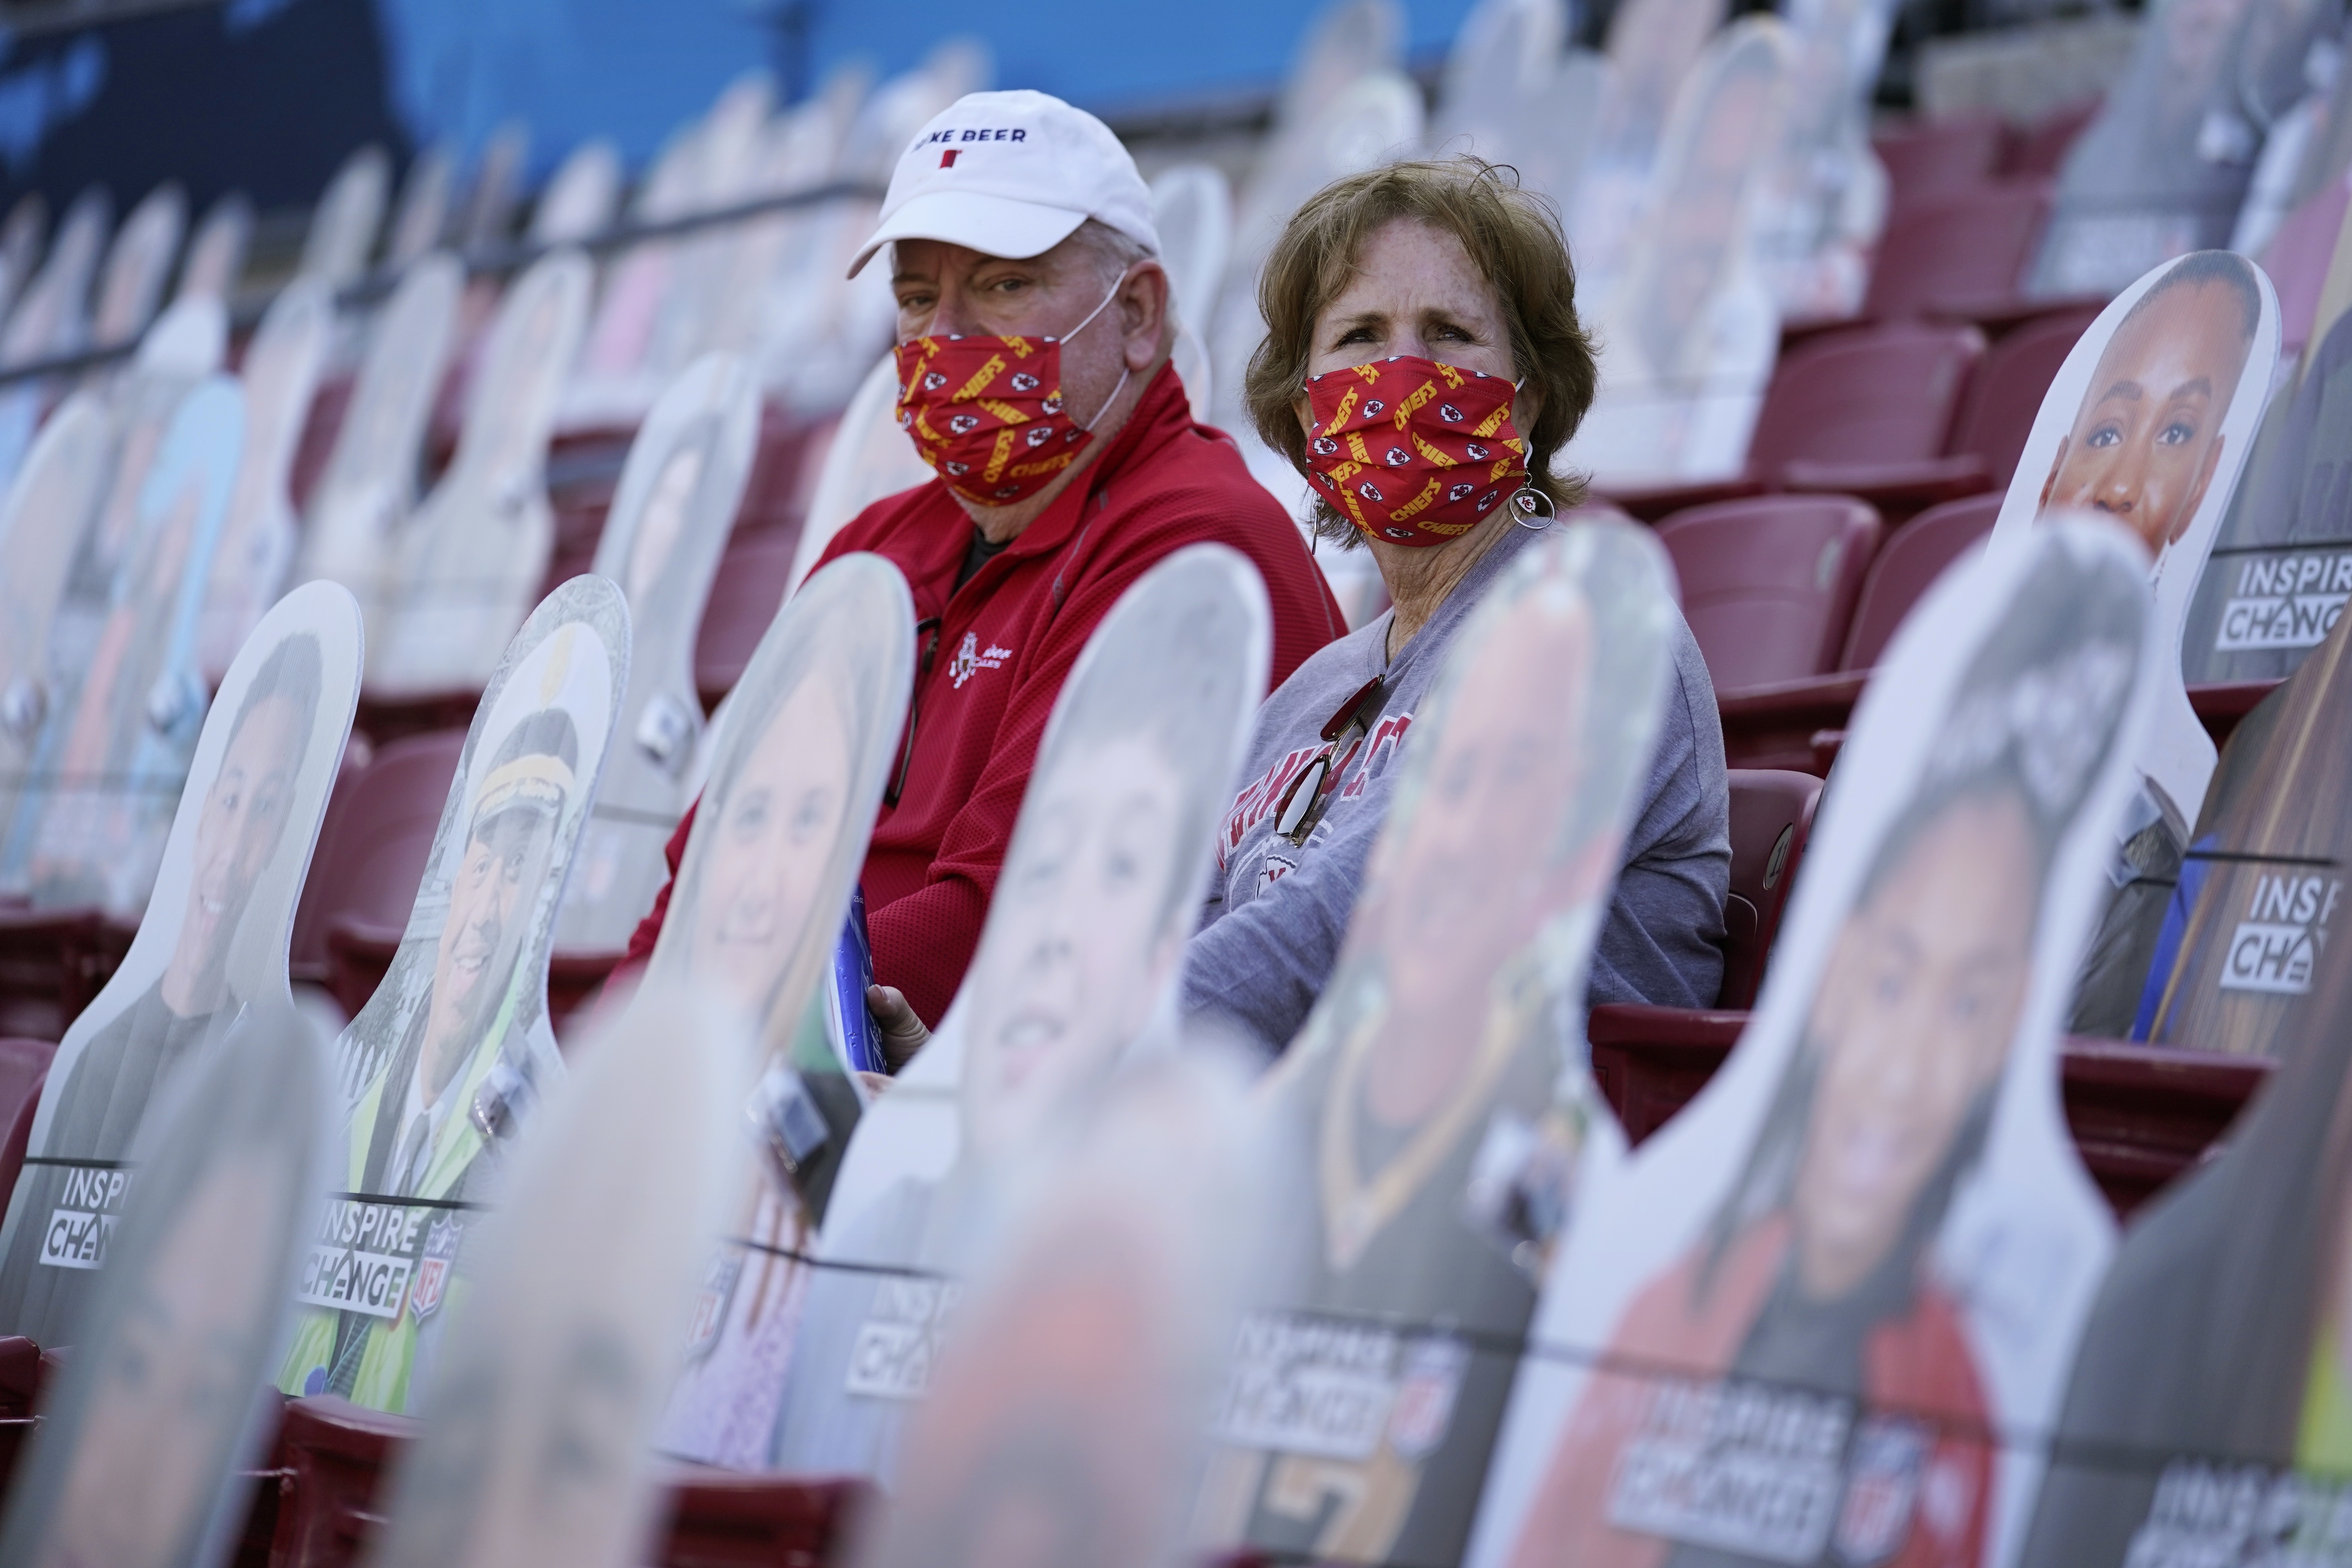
[1272,673,1389,846]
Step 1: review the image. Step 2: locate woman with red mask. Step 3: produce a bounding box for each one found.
[1179,158,1732,1057]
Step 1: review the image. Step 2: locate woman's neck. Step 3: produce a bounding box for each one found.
[1374,516,1512,661]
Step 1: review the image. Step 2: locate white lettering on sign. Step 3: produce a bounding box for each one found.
[844,1278,962,1402]
[40,1166,133,1270]
[2124,1459,2352,1568]
[294,1200,430,1318]
[2216,554,2352,651]
[1213,1311,1406,1461]
[1605,1377,1851,1564]
[2220,874,2341,996]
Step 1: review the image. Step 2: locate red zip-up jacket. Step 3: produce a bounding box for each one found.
[628,362,1343,1024]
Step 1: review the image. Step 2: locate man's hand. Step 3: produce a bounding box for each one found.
[867,984,931,1071]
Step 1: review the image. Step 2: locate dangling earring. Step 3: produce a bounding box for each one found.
[1510,484,1555,530]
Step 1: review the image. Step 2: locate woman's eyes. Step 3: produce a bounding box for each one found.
[2158,418,2198,446]
[1335,325,1379,347]
[2085,422,2123,449]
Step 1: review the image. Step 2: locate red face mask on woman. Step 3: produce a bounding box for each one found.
[1300,356,1530,546]
[894,281,1131,507]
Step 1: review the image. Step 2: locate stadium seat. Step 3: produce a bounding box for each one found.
[1861,183,2052,321]
[1717,771,1823,1009]
[1873,113,2004,211]
[286,374,354,515]
[1836,492,2002,670]
[289,743,374,985]
[1653,494,1884,694]
[2261,173,2350,367]
[264,1393,870,1568]
[695,526,797,708]
[0,912,132,1044]
[1587,1005,2271,1218]
[0,1047,53,1210]
[0,1334,40,1499]
[1943,303,2101,486]
[294,730,466,1019]
[2000,100,2100,178]
[1751,322,1991,512]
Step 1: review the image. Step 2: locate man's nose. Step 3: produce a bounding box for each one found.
[924,280,983,339]
[2096,443,2146,513]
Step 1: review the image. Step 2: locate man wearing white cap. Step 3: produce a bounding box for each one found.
[628,89,1339,1038]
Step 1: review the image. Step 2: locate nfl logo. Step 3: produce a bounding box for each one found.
[409,1215,462,1321]
[1835,1417,1928,1566]
[1386,1336,1470,1461]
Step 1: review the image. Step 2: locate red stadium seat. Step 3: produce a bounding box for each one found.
[1873,114,2004,211]
[0,1334,41,1500]
[1751,322,1991,513]
[1587,1005,2270,1218]
[2262,174,2350,366]
[1862,183,2051,322]
[695,527,797,708]
[289,743,374,985]
[2001,100,2099,178]
[265,1394,869,1568]
[0,1046,54,1210]
[0,913,132,1044]
[1945,303,2102,486]
[1654,494,1884,693]
[1718,771,1823,1009]
[1836,493,2002,671]
[292,731,466,1019]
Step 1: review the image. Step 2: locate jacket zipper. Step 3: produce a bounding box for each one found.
[886,617,941,808]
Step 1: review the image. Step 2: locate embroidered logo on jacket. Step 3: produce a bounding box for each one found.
[948,631,1015,690]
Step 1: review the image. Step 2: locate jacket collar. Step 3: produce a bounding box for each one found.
[994,358,1196,562]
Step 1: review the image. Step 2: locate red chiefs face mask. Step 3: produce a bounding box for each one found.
[895,282,1129,507]
[1300,356,1530,546]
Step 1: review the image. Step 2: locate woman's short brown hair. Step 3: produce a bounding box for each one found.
[1244,157,1599,547]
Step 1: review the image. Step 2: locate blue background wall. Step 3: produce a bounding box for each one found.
[0,0,1478,212]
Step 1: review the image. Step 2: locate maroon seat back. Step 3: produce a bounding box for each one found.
[1945,304,2103,486]
[1719,771,1824,1009]
[2002,101,2099,178]
[290,731,466,967]
[1874,114,2004,211]
[1746,323,1984,476]
[288,746,373,984]
[1655,495,1884,692]
[1861,184,2051,320]
[1837,493,2003,671]
[0,1049,52,1212]
[695,528,797,705]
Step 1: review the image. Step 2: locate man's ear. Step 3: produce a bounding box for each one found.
[2175,432,2225,546]
[1119,260,1172,372]
[2039,436,2067,512]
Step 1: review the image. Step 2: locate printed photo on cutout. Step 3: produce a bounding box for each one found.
[764,545,1271,1487]
[639,550,915,1469]
[4,375,246,914]
[1468,518,2158,1568]
[557,350,760,951]
[0,581,361,1350]
[0,1003,332,1568]
[277,575,627,1415]
[1194,522,1677,1568]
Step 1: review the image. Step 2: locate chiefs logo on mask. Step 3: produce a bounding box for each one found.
[1300,357,1529,546]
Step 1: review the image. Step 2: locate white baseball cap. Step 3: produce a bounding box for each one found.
[848,89,1160,279]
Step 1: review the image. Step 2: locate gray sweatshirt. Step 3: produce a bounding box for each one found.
[1180,517,1730,1054]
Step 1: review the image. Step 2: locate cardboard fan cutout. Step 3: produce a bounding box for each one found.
[1753,0,1896,320]
[644,552,915,1468]
[301,144,389,287]
[1980,251,2279,1035]
[1193,521,1676,1568]
[296,250,462,632]
[2,376,246,913]
[2031,0,2333,296]
[1572,17,1792,489]
[0,192,44,329]
[0,1003,332,1568]
[1466,519,2158,1568]
[371,247,591,697]
[0,581,361,1348]
[762,544,1272,1485]
[2131,606,2352,1053]
[200,276,332,681]
[0,393,112,849]
[786,352,937,594]
[556,352,758,951]
[2182,298,2352,686]
[364,984,751,1568]
[1568,0,1732,303]
[92,182,186,350]
[530,140,624,247]
[459,121,530,251]
[277,576,628,1414]
[2020,865,2352,1564]
[1432,0,1593,211]
[175,193,252,307]
[0,190,109,491]
[387,144,456,270]
[857,1054,1262,1568]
